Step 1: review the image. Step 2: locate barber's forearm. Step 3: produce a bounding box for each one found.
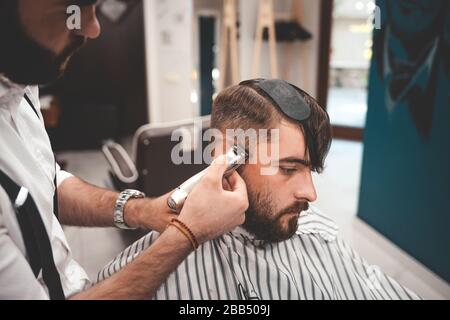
[57,177,117,227]
[57,176,173,231]
[70,227,192,300]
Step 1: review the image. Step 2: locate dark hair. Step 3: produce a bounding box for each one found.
[211,79,332,173]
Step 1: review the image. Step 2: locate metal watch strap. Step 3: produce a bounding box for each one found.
[114,189,145,230]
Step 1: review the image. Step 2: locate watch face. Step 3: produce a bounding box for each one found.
[128,190,145,198]
[114,190,143,230]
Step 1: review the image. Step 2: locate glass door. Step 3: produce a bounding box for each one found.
[318,0,377,140]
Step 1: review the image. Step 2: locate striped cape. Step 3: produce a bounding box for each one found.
[96,206,420,300]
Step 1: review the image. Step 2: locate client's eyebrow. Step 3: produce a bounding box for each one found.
[278,157,311,167]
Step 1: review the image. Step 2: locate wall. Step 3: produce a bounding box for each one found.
[143,0,195,123]
[239,0,321,97]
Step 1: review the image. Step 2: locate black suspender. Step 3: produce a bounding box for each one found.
[53,170,59,219]
[0,169,65,300]
[23,94,60,220]
[24,94,40,119]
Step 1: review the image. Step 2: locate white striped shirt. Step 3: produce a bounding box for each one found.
[96,206,420,300]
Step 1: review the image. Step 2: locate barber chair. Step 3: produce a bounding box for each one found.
[102,116,211,197]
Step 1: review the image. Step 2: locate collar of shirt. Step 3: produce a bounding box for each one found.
[0,75,26,107]
[229,204,339,246]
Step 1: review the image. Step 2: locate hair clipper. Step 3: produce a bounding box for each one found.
[167,146,248,213]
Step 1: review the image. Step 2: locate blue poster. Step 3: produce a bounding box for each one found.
[358,0,450,283]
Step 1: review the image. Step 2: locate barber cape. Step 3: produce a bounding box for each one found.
[97,205,420,300]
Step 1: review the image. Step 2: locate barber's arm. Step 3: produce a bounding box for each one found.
[57,174,176,233]
[69,156,248,299]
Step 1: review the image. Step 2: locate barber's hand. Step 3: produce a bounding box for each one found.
[177,155,248,244]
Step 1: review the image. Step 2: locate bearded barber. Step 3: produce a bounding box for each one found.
[0,0,248,299]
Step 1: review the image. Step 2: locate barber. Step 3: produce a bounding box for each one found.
[0,0,248,299]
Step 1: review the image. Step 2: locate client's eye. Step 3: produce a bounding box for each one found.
[281,167,297,175]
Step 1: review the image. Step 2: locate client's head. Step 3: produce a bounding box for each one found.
[211,79,332,242]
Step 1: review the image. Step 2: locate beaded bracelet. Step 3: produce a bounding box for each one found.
[168,218,199,250]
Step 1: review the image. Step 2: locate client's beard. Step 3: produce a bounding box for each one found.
[243,185,309,242]
[0,1,86,85]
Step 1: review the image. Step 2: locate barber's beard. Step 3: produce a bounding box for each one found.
[243,185,309,242]
[0,1,86,85]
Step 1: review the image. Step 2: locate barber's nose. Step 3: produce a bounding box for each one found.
[294,171,317,203]
[74,6,101,39]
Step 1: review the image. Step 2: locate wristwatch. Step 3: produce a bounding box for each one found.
[114,189,145,230]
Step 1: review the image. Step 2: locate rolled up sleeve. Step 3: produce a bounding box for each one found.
[55,163,73,187]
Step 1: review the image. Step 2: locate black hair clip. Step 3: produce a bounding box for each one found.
[257,79,311,121]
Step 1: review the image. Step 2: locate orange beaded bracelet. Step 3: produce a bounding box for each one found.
[167,218,199,250]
